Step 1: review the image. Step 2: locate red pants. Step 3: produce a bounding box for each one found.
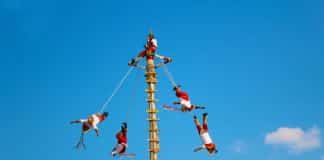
[196,123,208,134]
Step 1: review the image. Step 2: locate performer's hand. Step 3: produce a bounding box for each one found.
[163,57,172,64]
[70,120,77,124]
[128,58,136,66]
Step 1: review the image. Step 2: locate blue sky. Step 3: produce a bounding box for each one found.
[1,0,324,160]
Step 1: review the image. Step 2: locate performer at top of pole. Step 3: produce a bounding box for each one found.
[128,32,172,66]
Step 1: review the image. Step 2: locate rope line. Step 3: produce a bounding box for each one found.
[125,68,141,122]
[162,64,177,87]
[99,67,134,113]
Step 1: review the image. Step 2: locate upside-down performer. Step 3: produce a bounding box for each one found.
[111,122,135,158]
[193,113,218,155]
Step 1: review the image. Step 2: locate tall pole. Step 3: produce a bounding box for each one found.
[145,58,160,160]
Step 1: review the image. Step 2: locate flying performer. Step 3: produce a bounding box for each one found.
[70,112,109,149]
[163,85,205,112]
[111,122,135,158]
[193,113,218,155]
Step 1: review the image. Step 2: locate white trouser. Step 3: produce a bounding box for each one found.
[200,132,213,144]
[112,143,127,155]
[180,99,192,109]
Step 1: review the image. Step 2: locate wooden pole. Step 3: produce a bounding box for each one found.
[145,58,160,160]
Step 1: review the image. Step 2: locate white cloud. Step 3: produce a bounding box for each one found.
[265,126,320,153]
[230,140,246,153]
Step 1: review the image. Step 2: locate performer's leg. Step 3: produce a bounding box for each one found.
[82,123,91,133]
[192,105,206,110]
[194,116,202,134]
[112,144,124,156]
[128,52,145,66]
[202,113,208,131]
[181,106,188,112]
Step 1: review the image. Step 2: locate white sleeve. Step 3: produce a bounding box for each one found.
[92,115,100,124]
[200,132,213,144]
[80,119,87,123]
[151,39,158,47]
[93,124,98,130]
[155,53,164,60]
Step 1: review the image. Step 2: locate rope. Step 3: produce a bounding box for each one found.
[99,67,134,113]
[125,68,141,122]
[162,64,177,87]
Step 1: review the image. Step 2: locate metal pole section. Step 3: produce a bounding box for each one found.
[145,59,160,160]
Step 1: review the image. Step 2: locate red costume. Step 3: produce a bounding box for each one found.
[128,33,172,66]
[138,36,158,60]
[116,131,127,144]
[81,114,107,132]
[196,122,215,149]
[193,113,217,155]
[175,90,190,101]
[112,123,128,156]
[70,112,109,149]
[174,86,193,111]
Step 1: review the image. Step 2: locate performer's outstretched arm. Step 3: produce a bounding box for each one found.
[173,101,181,105]
[155,53,172,64]
[70,119,83,124]
[193,146,204,152]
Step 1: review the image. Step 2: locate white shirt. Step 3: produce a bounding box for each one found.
[180,98,192,108]
[151,38,158,47]
[80,115,100,130]
[200,132,213,144]
[89,114,100,130]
